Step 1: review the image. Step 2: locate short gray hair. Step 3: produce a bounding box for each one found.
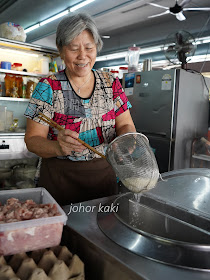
[56,13,103,53]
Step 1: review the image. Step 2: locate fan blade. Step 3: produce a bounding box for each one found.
[180,0,192,7]
[183,7,210,11]
[148,10,170,18]
[176,12,186,21]
[149,3,168,10]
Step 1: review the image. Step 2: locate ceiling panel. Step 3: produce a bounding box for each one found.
[0,0,209,56]
[0,0,18,13]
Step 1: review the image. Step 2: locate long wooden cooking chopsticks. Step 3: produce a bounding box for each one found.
[38,112,106,159]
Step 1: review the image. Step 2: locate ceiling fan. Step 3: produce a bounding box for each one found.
[148,0,210,21]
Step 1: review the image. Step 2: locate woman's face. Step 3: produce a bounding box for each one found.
[61,30,97,78]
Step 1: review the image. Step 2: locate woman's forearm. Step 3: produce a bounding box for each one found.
[25,136,62,158]
[116,124,136,136]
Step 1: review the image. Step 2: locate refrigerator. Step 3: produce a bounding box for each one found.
[124,69,210,173]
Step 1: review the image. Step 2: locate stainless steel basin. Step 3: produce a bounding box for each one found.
[98,168,210,270]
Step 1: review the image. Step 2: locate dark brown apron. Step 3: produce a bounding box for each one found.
[38,157,118,206]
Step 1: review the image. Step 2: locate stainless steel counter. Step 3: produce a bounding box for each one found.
[63,195,210,280]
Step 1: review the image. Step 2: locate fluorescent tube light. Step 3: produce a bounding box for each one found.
[96,35,210,63]
[24,0,95,33]
[202,38,210,44]
[96,46,162,62]
[199,37,210,44]
[70,0,95,12]
[25,24,40,34]
[194,40,202,45]
[140,46,162,54]
[194,36,210,45]
[96,51,127,62]
[40,10,69,26]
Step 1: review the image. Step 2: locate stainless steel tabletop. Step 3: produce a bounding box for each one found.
[63,194,210,280]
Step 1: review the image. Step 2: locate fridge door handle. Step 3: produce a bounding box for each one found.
[138,131,167,138]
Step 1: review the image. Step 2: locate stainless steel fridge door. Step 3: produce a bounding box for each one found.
[128,69,176,139]
[145,133,173,173]
[173,69,209,169]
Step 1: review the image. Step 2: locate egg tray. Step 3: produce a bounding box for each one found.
[0,245,84,280]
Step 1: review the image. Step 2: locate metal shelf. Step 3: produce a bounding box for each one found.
[0,68,46,77]
[0,97,29,102]
[0,37,59,57]
[0,131,25,136]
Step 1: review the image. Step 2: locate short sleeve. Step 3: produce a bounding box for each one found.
[24,78,55,125]
[112,77,132,117]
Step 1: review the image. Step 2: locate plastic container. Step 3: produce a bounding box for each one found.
[11,63,22,71]
[119,67,128,79]
[4,74,11,97]
[4,74,16,97]
[0,167,12,181]
[0,105,7,131]
[10,75,18,98]
[0,187,68,256]
[13,165,36,182]
[26,79,36,98]
[15,75,23,97]
[40,58,49,74]
[125,45,140,73]
[0,168,12,188]
[5,110,13,130]
[0,75,5,97]
[4,74,24,98]
[0,83,2,97]
[1,61,11,70]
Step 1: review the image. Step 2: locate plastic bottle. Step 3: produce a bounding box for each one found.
[4,74,11,97]
[10,75,17,97]
[49,60,58,72]
[0,75,4,97]
[26,79,36,98]
[40,58,49,74]
[22,77,27,98]
[16,75,23,97]
[0,83,2,97]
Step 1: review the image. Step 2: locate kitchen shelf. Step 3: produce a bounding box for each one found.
[0,131,25,136]
[0,37,59,57]
[0,68,46,77]
[0,97,29,102]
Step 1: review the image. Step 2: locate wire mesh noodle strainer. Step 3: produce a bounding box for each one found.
[106,132,159,193]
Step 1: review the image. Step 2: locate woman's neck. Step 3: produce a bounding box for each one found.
[65,68,95,98]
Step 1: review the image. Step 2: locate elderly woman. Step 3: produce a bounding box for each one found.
[24,13,136,205]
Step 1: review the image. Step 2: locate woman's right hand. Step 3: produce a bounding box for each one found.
[57,129,86,156]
